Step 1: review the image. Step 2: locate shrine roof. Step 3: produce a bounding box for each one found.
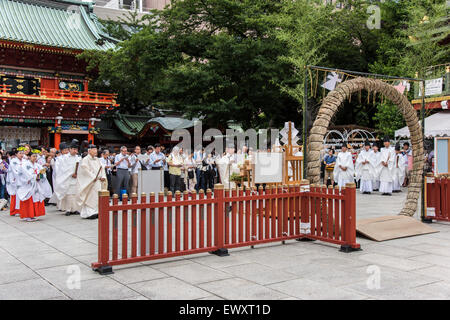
[0,0,116,51]
[112,114,197,137]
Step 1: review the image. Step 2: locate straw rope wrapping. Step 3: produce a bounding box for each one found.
[307,77,424,217]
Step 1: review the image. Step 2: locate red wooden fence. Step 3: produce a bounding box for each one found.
[92,182,360,274]
[425,174,450,222]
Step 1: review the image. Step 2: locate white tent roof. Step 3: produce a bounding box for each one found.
[395,112,450,138]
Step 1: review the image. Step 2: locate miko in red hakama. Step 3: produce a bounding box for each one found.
[9,195,19,216]
[16,159,52,221]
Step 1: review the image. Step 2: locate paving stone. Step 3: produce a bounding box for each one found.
[412,266,450,281]
[130,277,211,300]
[18,252,79,270]
[59,277,138,300]
[409,254,450,268]
[36,263,103,288]
[120,295,149,300]
[198,278,289,300]
[222,263,298,285]
[268,278,367,300]
[197,295,224,300]
[160,262,232,284]
[408,281,450,300]
[0,262,39,285]
[189,253,252,269]
[357,253,432,271]
[0,278,66,300]
[108,265,168,284]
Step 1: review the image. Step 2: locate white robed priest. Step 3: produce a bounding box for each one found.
[392,143,406,193]
[378,136,396,195]
[333,143,355,190]
[355,141,376,194]
[371,144,381,191]
[76,145,107,220]
[54,140,81,215]
[48,142,69,208]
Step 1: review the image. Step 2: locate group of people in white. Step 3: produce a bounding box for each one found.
[330,136,412,195]
[5,140,106,221]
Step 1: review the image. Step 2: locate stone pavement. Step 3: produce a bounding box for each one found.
[1,189,450,300]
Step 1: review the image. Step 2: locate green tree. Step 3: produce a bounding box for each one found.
[156,0,298,129]
[372,102,405,138]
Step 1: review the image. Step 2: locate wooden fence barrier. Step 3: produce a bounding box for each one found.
[92,181,360,274]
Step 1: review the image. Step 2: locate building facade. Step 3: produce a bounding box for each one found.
[0,0,118,150]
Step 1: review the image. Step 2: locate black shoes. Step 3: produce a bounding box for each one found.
[65,211,80,216]
[87,214,98,220]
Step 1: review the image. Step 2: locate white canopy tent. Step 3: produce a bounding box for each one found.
[395,112,450,138]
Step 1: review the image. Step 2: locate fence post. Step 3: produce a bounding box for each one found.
[340,183,361,253]
[422,173,434,223]
[297,180,314,242]
[93,190,114,274]
[210,184,229,256]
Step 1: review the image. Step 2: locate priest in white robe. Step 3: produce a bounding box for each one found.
[392,144,406,193]
[333,143,355,190]
[48,142,69,209]
[55,140,81,215]
[76,145,106,219]
[378,136,396,195]
[371,144,381,191]
[16,151,52,222]
[355,141,376,194]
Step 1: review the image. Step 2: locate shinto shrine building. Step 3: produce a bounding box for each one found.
[0,0,118,150]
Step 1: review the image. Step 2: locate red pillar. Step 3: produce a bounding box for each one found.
[54,119,61,149]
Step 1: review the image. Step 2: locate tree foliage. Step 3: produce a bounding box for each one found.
[82,0,449,135]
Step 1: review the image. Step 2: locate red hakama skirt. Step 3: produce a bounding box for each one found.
[9,195,19,216]
[19,198,45,219]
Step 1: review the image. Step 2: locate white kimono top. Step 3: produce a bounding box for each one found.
[355,149,376,181]
[16,160,52,202]
[393,152,406,185]
[333,151,355,183]
[6,157,22,196]
[54,153,80,200]
[378,147,396,183]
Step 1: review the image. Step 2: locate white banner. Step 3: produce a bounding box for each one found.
[419,78,443,97]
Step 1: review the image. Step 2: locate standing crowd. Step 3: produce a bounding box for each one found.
[0,136,418,222]
[323,136,414,195]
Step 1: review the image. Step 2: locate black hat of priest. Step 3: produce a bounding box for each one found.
[59,142,68,150]
[395,143,401,151]
[383,136,390,143]
[70,139,79,149]
[364,140,371,146]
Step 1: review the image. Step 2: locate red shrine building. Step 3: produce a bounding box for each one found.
[0,0,118,150]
